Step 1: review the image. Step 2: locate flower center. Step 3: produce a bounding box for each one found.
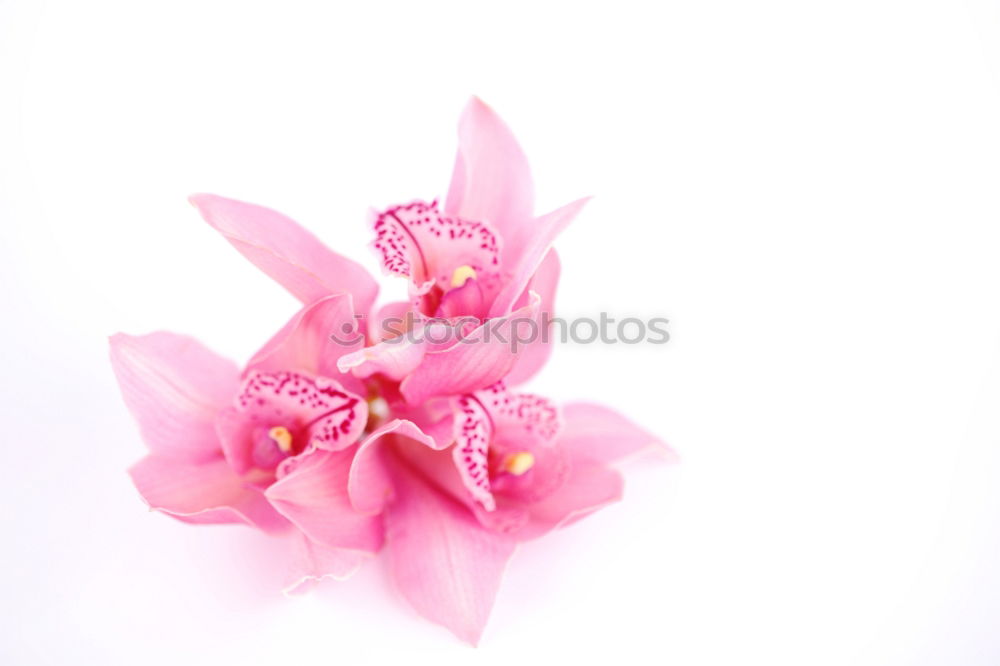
[450,264,477,288]
[267,425,294,454]
[501,451,535,476]
[365,395,389,433]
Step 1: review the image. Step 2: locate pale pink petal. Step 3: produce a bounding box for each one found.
[283,532,366,595]
[369,300,413,342]
[435,277,487,320]
[246,293,365,394]
[129,454,287,531]
[444,97,534,243]
[265,448,384,553]
[214,406,260,478]
[348,419,448,515]
[337,335,428,382]
[560,403,676,465]
[489,198,587,317]
[109,332,239,462]
[399,294,541,404]
[393,432,530,536]
[502,249,560,386]
[391,397,456,449]
[384,462,516,645]
[190,193,378,315]
[516,457,624,541]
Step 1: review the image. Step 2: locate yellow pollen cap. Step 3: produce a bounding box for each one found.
[450,265,477,288]
[504,452,535,476]
[268,426,294,453]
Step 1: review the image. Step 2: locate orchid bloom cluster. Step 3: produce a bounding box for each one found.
[110,98,672,644]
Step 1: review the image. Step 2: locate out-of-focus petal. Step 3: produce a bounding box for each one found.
[348,419,448,515]
[283,532,366,595]
[444,97,534,245]
[246,293,365,394]
[384,460,516,645]
[516,457,624,541]
[109,332,239,462]
[560,403,676,465]
[489,198,587,317]
[190,193,378,315]
[502,249,560,386]
[338,334,428,382]
[265,448,384,553]
[399,294,541,404]
[369,300,413,342]
[129,454,287,531]
[393,429,530,535]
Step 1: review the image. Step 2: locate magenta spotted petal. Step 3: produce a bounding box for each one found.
[372,200,500,287]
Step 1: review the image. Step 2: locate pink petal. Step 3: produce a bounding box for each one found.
[339,319,477,383]
[348,419,448,515]
[246,293,365,394]
[502,249,560,386]
[369,300,413,342]
[517,457,624,541]
[384,461,516,645]
[560,402,676,465]
[190,193,378,315]
[489,198,588,317]
[109,332,239,462]
[435,277,487,320]
[392,429,531,535]
[444,97,535,244]
[265,448,384,553]
[129,454,287,531]
[283,532,366,595]
[337,334,428,382]
[399,293,541,404]
[214,405,263,478]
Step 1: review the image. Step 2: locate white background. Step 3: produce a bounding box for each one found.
[2,0,1000,663]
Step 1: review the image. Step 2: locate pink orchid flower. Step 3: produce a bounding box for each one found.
[190,97,581,404]
[342,97,589,398]
[111,97,672,644]
[110,294,382,592]
[279,378,673,644]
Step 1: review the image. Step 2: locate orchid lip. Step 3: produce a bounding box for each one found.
[365,395,390,434]
[386,208,429,279]
[301,401,359,430]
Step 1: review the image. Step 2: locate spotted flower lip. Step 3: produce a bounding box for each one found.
[371,199,502,320]
[110,97,674,645]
